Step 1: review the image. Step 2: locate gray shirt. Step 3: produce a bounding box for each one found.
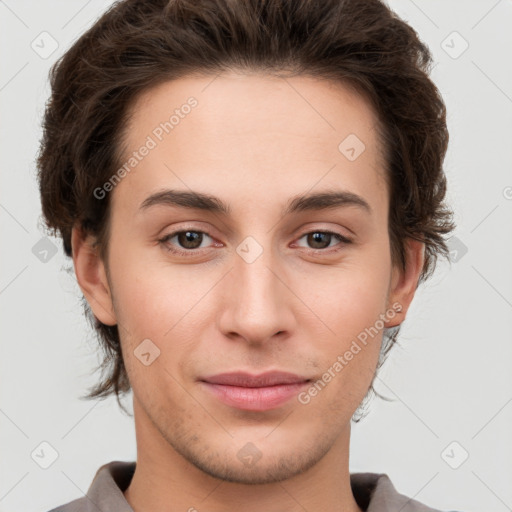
[47,460,453,511]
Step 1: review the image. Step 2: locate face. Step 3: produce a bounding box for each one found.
[74,71,423,484]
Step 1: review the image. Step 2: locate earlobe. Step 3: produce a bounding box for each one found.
[71,225,117,326]
[385,238,425,328]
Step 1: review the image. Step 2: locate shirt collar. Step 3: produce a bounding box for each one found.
[66,460,440,512]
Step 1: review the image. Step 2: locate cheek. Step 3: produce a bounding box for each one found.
[295,256,391,336]
[290,252,390,392]
[299,282,384,414]
[110,262,196,398]
[108,251,218,387]
[108,241,199,330]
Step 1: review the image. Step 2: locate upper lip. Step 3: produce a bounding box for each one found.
[200,371,311,388]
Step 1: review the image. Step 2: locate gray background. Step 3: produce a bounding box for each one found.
[1,1,511,511]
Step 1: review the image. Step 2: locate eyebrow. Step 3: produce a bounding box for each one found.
[139,188,372,216]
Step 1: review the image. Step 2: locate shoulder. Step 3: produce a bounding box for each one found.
[44,460,136,512]
[350,472,466,512]
[46,496,88,512]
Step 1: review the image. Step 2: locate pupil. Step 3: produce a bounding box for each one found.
[179,231,201,249]
[309,232,330,249]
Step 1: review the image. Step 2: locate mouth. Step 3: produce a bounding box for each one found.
[199,371,312,411]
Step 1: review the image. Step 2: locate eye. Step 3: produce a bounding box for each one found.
[158,228,352,257]
[158,229,216,255]
[294,230,352,252]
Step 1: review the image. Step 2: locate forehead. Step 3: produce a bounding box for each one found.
[126,71,381,150]
[113,72,387,217]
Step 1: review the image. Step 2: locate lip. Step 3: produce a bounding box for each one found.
[199,371,311,411]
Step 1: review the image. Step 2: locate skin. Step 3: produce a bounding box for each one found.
[72,71,424,512]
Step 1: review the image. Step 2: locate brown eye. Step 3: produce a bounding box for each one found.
[176,231,204,249]
[307,232,333,249]
[159,230,215,255]
[295,230,352,251]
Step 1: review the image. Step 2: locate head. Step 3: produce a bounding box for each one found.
[37,0,455,483]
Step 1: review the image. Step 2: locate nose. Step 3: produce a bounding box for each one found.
[217,242,295,345]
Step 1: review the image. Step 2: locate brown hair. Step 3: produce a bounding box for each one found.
[37,0,455,413]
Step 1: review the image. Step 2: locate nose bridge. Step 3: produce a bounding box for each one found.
[220,235,293,342]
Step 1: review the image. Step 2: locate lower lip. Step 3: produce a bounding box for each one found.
[200,381,310,411]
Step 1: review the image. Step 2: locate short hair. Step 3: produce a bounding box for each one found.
[37,0,456,410]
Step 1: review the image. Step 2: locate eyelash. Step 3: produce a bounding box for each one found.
[158,228,352,257]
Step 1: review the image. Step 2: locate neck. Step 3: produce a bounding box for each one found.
[124,397,363,512]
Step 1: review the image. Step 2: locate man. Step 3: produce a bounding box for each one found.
[37,0,459,510]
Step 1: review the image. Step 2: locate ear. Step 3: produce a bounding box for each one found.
[71,225,117,326]
[384,238,425,328]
